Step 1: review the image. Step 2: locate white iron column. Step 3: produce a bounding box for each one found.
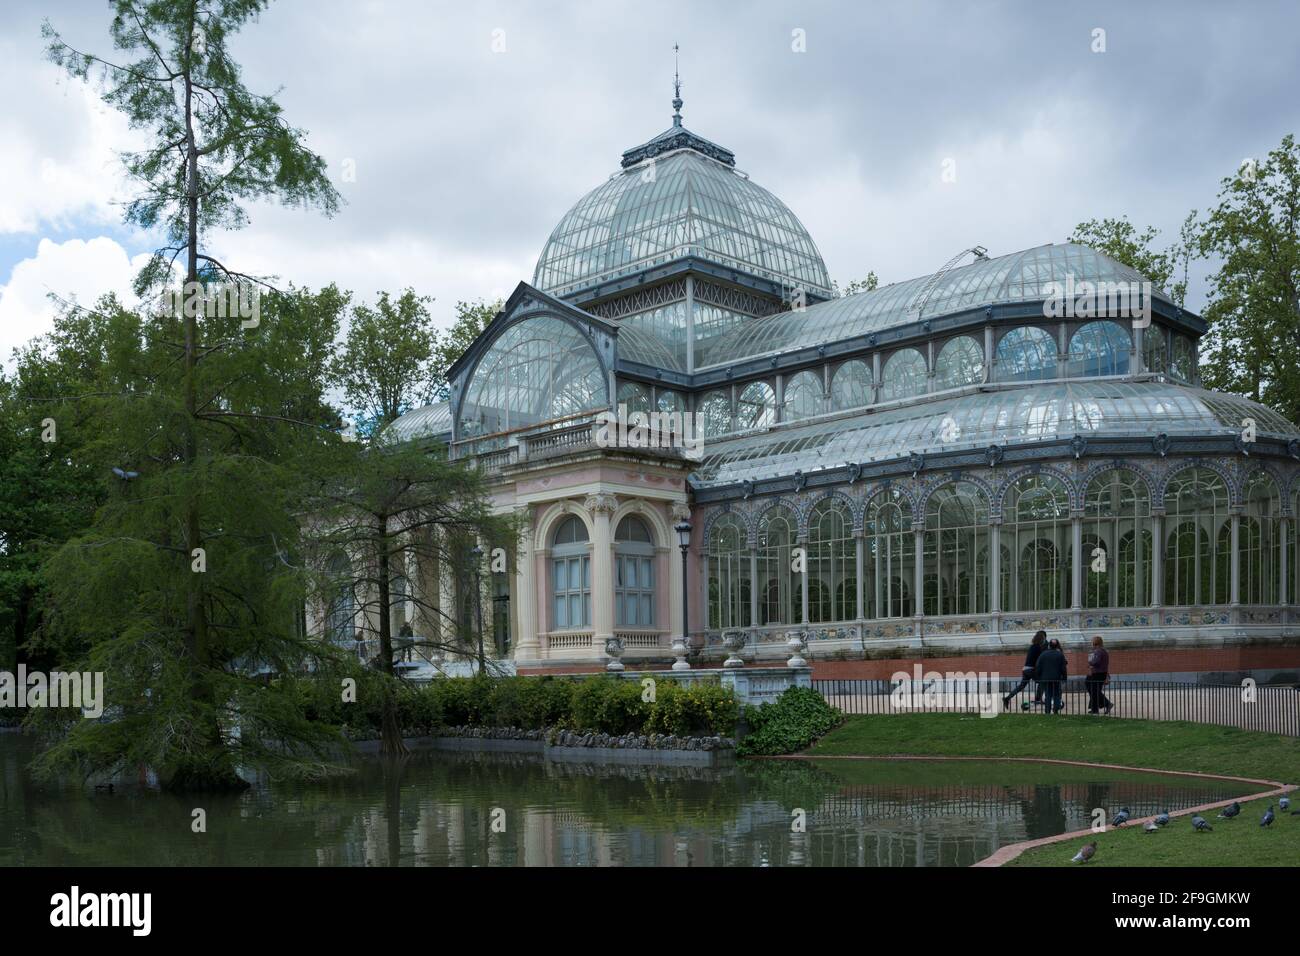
[514,505,539,661]
[586,495,617,651]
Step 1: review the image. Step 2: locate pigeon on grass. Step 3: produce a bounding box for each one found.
[1191,815,1213,832]
[1071,841,1097,863]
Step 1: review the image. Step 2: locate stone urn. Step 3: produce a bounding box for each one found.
[604,637,625,672]
[721,630,747,669]
[785,629,808,669]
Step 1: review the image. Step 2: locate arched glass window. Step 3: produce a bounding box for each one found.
[656,389,686,414]
[1242,472,1281,604]
[1083,469,1151,609]
[551,515,591,630]
[1144,329,1168,375]
[995,326,1059,383]
[757,506,800,625]
[808,498,855,622]
[737,381,777,430]
[617,381,652,413]
[923,483,990,616]
[1004,474,1072,611]
[879,348,927,402]
[831,360,872,411]
[458,316,607,438]
[325,552,355,645]
[707,513,751,630]
[783,370,825,421]
[698,390,732,438]
[1164,468,1229,606]
[614,515,655,627]
[864,489,914,618]
[1170,334,1196,384]
[934,336,984,391]
[1070,321,1131,377]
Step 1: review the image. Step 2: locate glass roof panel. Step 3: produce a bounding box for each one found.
[691,381,1299,487]
[696,243,1164,371]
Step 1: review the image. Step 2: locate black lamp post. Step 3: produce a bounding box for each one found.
[673,519,692,671]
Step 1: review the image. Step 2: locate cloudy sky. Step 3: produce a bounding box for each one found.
[2,0,1299,362]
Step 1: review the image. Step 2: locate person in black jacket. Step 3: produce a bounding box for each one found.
[1035,638,1069,714]
[1003,630,1047,710]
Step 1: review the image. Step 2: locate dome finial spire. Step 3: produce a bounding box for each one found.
[671,43,683,127]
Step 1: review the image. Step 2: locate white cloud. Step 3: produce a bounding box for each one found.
[0,236,152,362]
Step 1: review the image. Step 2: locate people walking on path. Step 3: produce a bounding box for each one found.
[1035,638,1068,714]
[1086,634,1113,715]
[1003,630,1047,710]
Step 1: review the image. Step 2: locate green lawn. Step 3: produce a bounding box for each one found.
[806,714,1299,866]
[809,713,1300,783]
[1010,796,1297,867]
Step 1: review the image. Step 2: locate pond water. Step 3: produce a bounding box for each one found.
[0,734,1252,866]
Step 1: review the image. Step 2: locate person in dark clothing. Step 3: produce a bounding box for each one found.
[1003,630,1047,710]
[1035,638,1068,714]
[1086,634,1113,714]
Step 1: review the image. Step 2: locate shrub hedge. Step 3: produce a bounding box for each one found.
[288,672,739,739]
[735,686,843,756]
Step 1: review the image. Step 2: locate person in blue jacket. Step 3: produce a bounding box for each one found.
[1003,630,1047,711]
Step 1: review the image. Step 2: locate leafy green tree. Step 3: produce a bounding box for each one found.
[301,437,515,756]
[1068,215,1196,305]
[432,299,501,400]
[833,273,878,297]
[1198,135,1300,420]
[333,289,435,433]
[39,0,342,790]
[321,294,515,754]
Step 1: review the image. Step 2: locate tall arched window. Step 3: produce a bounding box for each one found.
[614,515,656,627]
[864,489,914,618]
[737,381,777,430]
[879,348,927,402]
[707,513,751,630]
[783,370,824,421]
[831,359,872,411]
[1004,474,1072,611]
[551,515,591,630]
[1170,334,1196,384]
[617,380,652,413]
[1164,468,1230,606]
[656,389,686,414]
[1144,329,1168,375]
[1070,321,1131,377]
[995,326,1059,383]
[698,390,732,438]
[923,483,990,616]
[1083,469,1151,609]
[934,336,984,390]
[757,506,800,625]
[1241,472,1282,604]
[325,552,355,645]
[808,498,855,622]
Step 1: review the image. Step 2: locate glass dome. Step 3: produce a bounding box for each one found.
[533,131,832,300]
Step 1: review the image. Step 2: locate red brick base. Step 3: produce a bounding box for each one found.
[807,645,1300,680]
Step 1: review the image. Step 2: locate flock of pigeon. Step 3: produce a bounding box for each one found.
[1071,794,1293,863]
